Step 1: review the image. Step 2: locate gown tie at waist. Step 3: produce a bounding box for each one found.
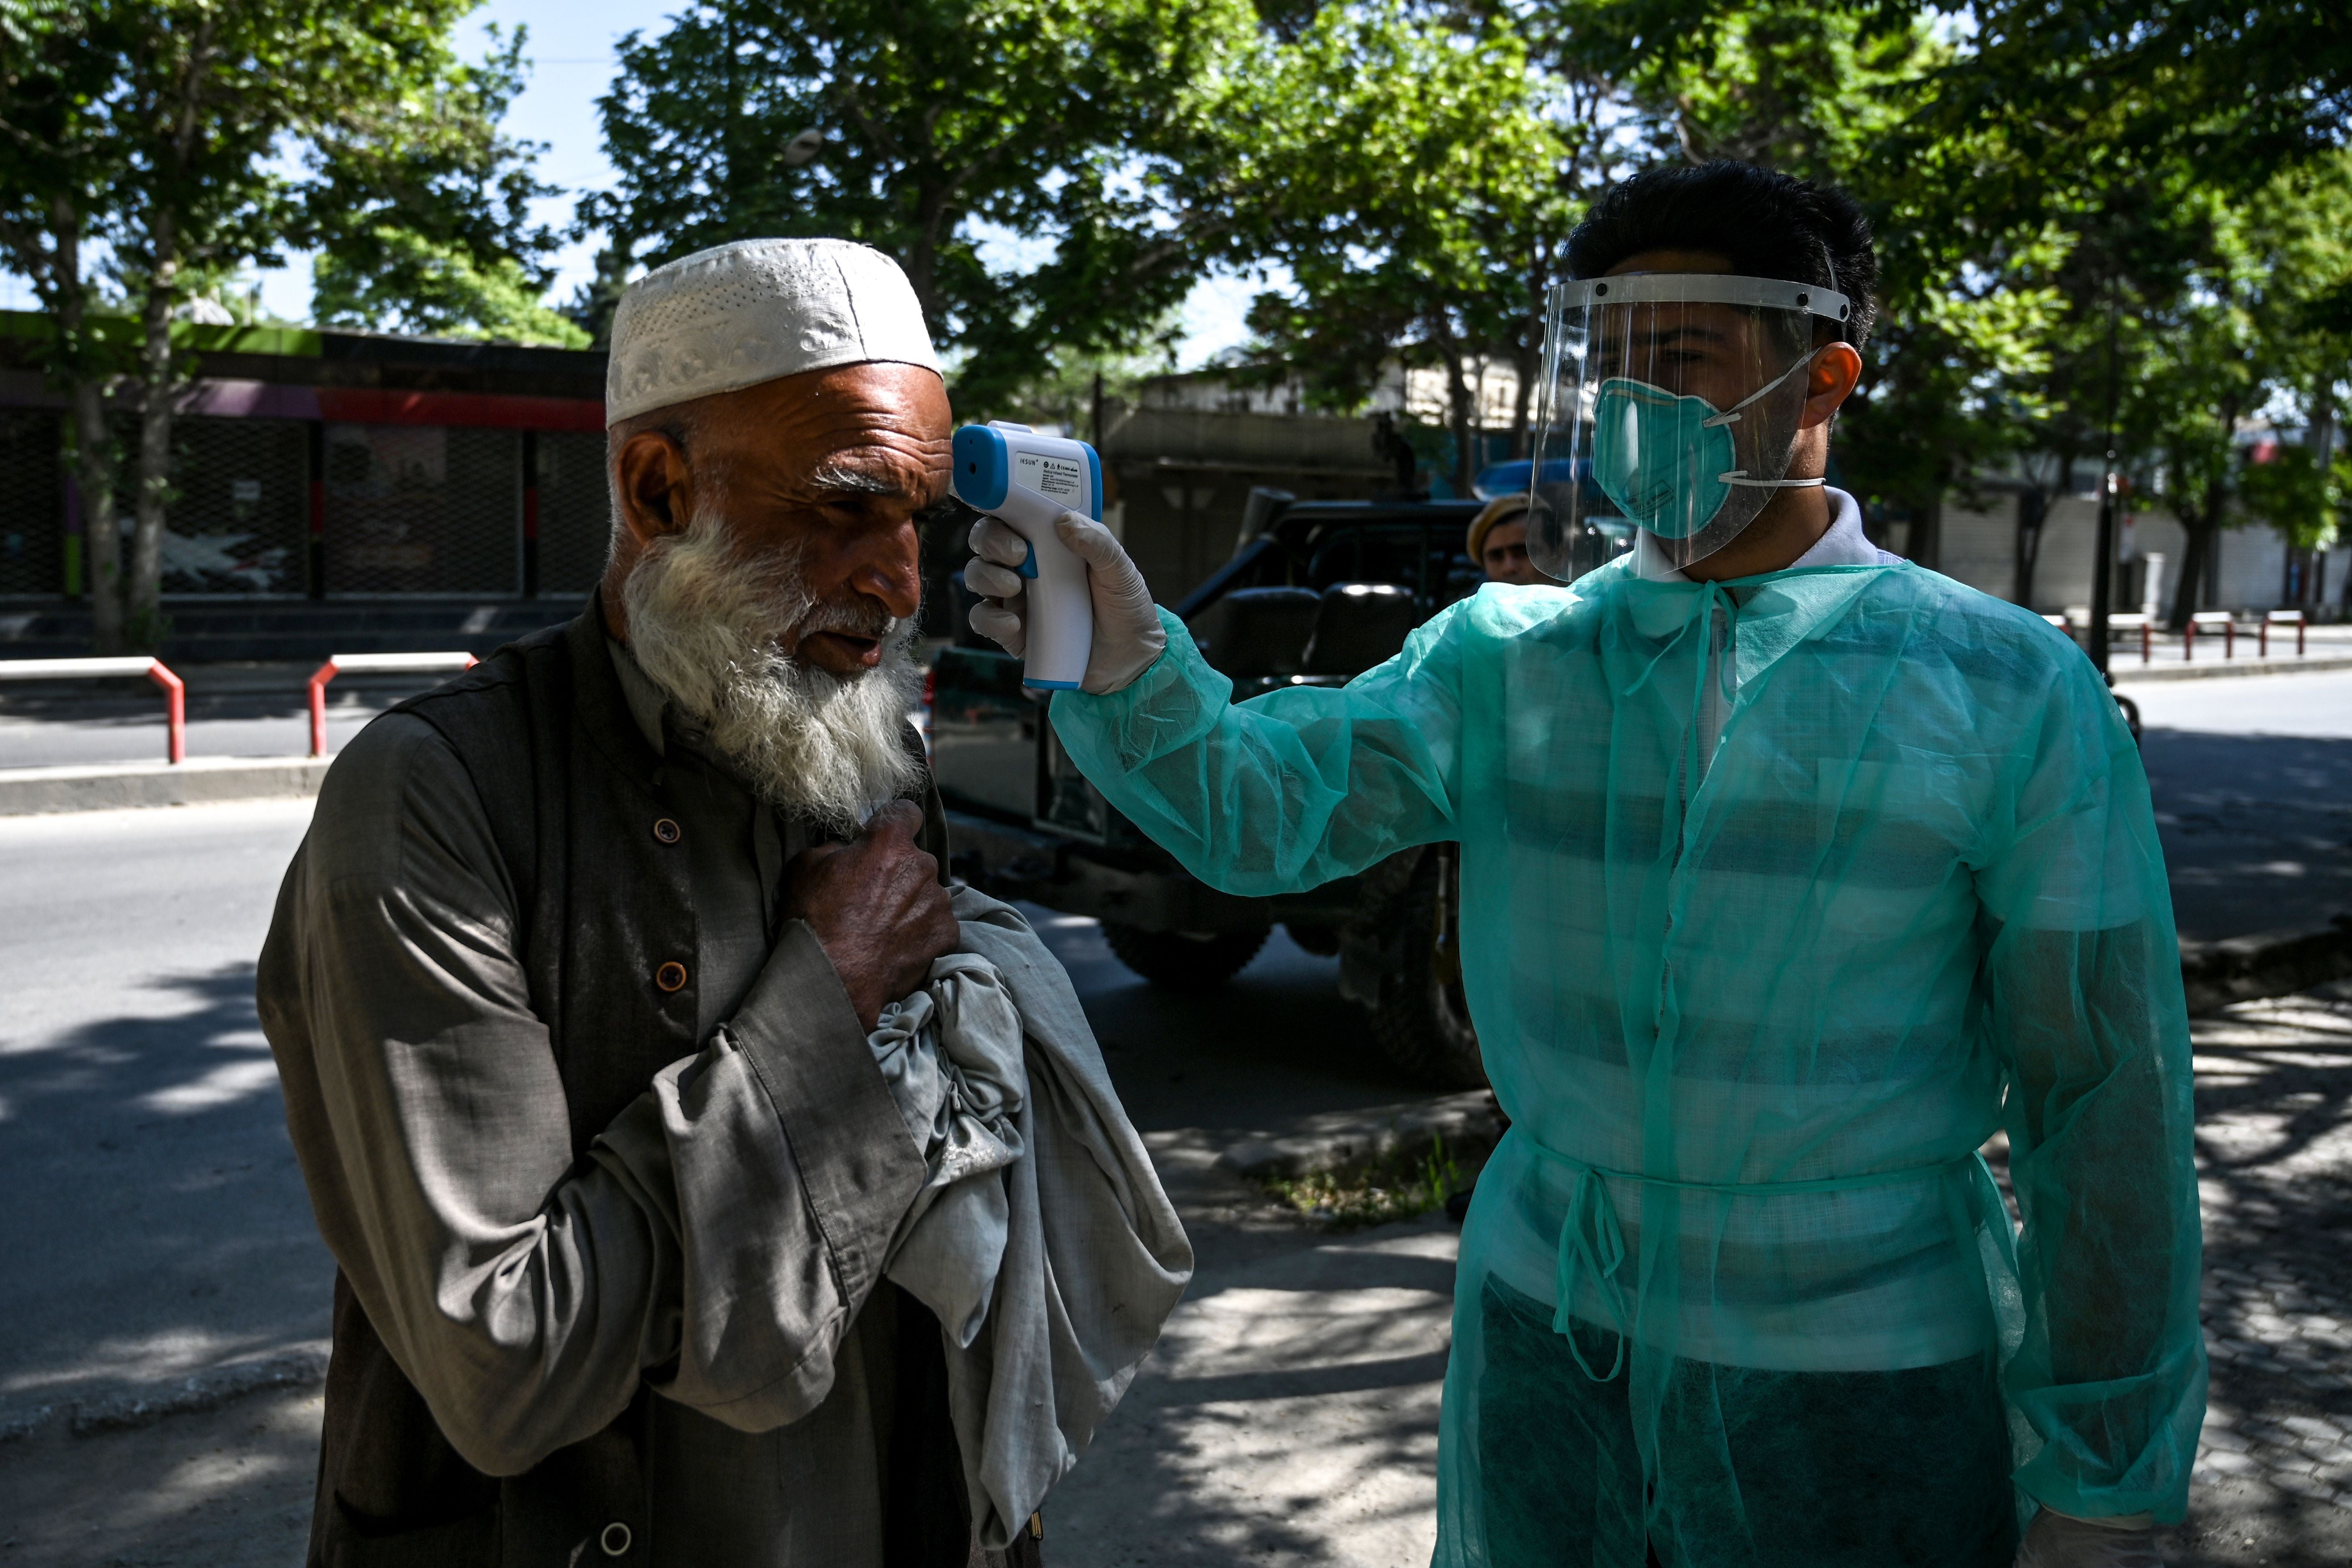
[1525,1138,1979,1383]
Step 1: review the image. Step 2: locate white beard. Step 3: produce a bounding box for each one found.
[620,506,923,834]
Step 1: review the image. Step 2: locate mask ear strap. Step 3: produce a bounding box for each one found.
[1700,345,1824,430]
[1718,473,1827,491]
[1709,341,1830,489]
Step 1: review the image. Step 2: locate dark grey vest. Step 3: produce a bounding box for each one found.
[306,601,967,1568]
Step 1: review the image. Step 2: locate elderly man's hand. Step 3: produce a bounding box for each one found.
[783,801,959,1030]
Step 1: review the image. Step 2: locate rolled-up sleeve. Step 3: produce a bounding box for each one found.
[258,715,924,1477]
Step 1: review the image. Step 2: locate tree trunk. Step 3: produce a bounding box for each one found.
[2166,476,2229,632]
[71,378,119,651]
[127,212,179,653]
[1432,326,1477,496]
[2015,485,2046,609]
[1508,335,1539,461]
[2168,516,2214,630]
[1911,489,1944,573]
[48,201,122,652]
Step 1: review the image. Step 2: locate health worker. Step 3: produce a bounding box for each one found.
[962,161,2203,1568]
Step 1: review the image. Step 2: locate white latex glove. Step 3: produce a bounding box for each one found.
[964,511,1167,696]
[2014,1509,2159,1568]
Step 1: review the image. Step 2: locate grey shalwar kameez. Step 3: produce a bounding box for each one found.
[259,604,1003,1568]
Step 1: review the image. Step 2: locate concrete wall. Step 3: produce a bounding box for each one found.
[1937,500,2017,603]
[1932,490,2350,616]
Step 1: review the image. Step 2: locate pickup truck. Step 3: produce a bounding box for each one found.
[930,490,1632,1088]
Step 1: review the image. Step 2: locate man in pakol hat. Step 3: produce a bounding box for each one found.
[261,239,1122,1567]
[1466,494,1548,587]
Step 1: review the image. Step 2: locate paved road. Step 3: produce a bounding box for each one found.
[0,801,328,1430]
[2176,981,2352,1566]
[2123,671,2352,941]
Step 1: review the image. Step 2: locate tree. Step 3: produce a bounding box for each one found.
[0,0,568,650]
[1216,3,1569,491]
[1924,0,2352,191]
[2121,159,2352,622]
[308,25,582,346]
[0,1,137,649]
[585,0,1257,407]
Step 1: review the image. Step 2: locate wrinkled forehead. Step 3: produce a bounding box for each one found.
[692,364,953,506]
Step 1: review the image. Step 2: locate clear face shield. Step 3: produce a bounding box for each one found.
[1527,275,1852,576]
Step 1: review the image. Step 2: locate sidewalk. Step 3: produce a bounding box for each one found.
[2104,621,2352,683]
[2176,980,2352,1565]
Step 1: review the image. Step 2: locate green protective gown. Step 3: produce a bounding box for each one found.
[1049,556,2205,1568]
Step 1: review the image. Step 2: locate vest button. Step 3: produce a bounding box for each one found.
[654,961,689,993]
[600,1521,633,1556]
[652,817,681,844]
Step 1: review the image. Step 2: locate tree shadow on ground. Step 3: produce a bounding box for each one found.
[0,958,331,1422]
[2164,982,2352,1566]
[2141,729,2352,943]
[0,1384,318,1568]
[1050,1219,1457,1567]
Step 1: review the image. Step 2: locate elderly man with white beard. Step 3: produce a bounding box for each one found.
[257,240,1155,1568]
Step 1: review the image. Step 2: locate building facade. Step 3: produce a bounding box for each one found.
[0,315,611,611]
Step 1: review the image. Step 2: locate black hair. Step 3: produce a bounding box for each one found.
[1566,161,1880,351]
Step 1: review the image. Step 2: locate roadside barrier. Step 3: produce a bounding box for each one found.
[0,656,185,762]
[2186,611,2234,661]
[308,652,478,756]
[2110,612,2153,662]
[2263,609,2307,658]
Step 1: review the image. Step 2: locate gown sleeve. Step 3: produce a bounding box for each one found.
[1975,654,2206,1525]
[1047,604,1469,896]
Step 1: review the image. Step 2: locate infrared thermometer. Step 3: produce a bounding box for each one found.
[951,421,1101,690]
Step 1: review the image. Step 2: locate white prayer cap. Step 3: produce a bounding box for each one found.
[605,238,941,427]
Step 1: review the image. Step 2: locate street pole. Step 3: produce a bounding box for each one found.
[2089,289,2123,681]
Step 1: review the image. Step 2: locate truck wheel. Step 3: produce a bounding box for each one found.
[1371,848,1487,1089]
[1100,923,1270,990]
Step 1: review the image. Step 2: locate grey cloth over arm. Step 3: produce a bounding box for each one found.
[873,888,1194,1551]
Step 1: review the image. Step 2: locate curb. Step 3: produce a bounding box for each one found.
[1219,1090,1504,1181]
[0,1344,330,1446]
[2112,654,2352,684]
[2183,917,2352,1015]
[0,755,331,816]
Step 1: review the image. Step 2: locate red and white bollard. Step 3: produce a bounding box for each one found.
[0,656,185,762]
[308,652,479,757]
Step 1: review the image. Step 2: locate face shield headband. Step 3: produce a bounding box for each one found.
[1527,274,1852,577]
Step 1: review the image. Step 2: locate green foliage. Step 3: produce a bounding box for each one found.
[2240,443,2346,553]
[1915,0,2352,197]
[313,228,588,347]
[585,0,1258,403]
[303,22,571,342]
[1213,3,1569,486]
[987,333,1177,435]
[1264,1133,1471,1229]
